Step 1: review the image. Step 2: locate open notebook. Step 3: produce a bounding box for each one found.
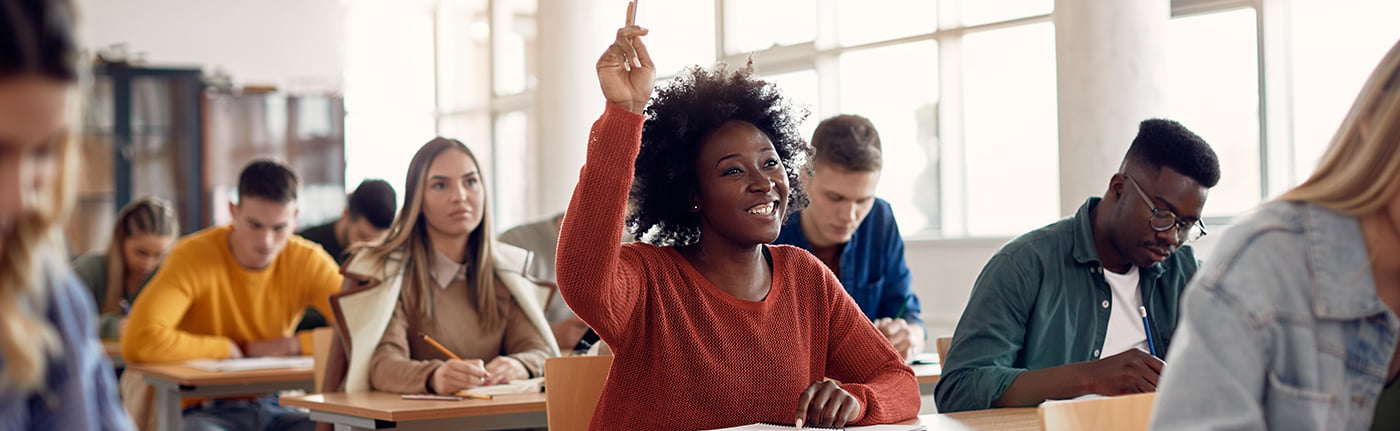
[455,377,545,396]
[704,424,926,430]
[184,356,314,372]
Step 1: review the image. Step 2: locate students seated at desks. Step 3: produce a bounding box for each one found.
[554,11,920,429]
[72,196,179,340]
[122,160,342,431]
[772,114,925,361]
[296,178,396,332]
[0,1,134,428]
[320,138,557,395]
[1152,39,1400,431]
[935,119,1221,413]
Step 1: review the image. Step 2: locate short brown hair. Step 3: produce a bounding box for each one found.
[811,114,882,172]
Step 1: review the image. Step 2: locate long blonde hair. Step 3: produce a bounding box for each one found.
[354,138,503,330]
[1279,39,1400,214]
[0,0,80,394]
[101,196,179,314]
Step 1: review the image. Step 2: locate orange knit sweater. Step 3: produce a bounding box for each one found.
[557,103,921,430]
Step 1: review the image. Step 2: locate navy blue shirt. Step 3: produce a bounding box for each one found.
[774,197,923,327]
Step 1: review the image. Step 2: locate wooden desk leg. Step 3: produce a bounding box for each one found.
[141,377,183,431]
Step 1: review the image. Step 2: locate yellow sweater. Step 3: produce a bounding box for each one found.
[122,224,343,363]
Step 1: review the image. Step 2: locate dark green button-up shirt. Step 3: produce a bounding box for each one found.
[934,197,1198,412]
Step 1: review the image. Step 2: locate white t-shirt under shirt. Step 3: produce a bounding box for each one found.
[1101,266,1149,357]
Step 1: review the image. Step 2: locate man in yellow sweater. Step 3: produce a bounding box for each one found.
[123,160,343,431]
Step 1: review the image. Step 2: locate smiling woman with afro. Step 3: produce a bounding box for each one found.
[555,13,922,430]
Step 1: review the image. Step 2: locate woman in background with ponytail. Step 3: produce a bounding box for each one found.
[73,196,179,340]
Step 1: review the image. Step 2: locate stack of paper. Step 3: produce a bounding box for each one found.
[184,356,314,372]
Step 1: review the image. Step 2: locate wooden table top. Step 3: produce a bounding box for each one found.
[127,362,314,386]
[280,392,548,422]
[912,362,942,384]
[102,340,121,358]
[917,408,1040,431]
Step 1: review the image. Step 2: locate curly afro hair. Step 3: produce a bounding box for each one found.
[628,62,813,247]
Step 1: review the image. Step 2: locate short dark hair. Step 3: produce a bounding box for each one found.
[346,179,396,229]
[237,159,299,204]
[1121,119,1221,188]
[811,114,882,171]
[630,63,812,246]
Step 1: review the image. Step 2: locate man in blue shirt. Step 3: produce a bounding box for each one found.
[774,114,924,361]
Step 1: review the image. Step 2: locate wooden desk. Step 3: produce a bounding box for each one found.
[102,341,124,368]
[912,362,941,396]
[916,408,1040,431]
[128,363,315,431]
[281,391,547,431]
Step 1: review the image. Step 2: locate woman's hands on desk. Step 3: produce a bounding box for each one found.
[596,1,653,115]
[431,359,490,394]
[795,380,861,428]
[238,336,300,357]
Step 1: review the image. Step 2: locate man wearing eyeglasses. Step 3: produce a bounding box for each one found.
[935,119,1220,413]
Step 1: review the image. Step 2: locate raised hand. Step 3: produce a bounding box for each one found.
[595,0,654,114]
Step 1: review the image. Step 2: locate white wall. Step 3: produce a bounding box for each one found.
[76,0,346,89]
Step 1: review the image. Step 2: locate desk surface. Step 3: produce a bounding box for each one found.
[912,362,941,384]
[102,341,121,358]
[281,392,547,422]
[920,408,1039,431]
[128,362,314,387]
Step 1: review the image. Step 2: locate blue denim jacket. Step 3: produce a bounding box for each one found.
[1152,201,1399,430]
[0,262,134,430]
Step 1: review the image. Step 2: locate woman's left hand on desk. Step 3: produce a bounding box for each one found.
[483,356,528,385]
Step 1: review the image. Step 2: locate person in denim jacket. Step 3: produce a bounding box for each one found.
[1152,38,1400,431]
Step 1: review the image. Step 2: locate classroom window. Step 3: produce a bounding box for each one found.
[960,22,1059,237]
[1166,8,1261,217]
[492,0,537,95]
[835,0,937,47]
[1287,0,1400,181]
[637,0,717,78]
[959,0,1054,27]
[724,0,817,55]
[839,41,940,233]
[493,111,531,230]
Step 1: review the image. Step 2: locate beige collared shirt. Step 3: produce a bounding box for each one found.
[367,248,551,394]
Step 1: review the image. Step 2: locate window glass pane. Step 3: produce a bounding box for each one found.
[959,0,1052,27]
[762,69,821,144]
[1289,0,1400,182]
[724,0,816,54]
[638,0,716,77]
[836,0,936,46]
[438,0,491,111]
[1166,8,1260,216]
[839,41,940,234]
[493,111,530,232]
[493,0,537,95]
[961,23,1058,237]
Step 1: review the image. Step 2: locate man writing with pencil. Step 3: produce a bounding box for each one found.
[774,114,925,361]
[935,119,1221,412]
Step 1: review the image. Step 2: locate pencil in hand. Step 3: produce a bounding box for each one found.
[422,333,463,361]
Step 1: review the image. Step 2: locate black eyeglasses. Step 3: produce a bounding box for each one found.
[1123,174,1207,243]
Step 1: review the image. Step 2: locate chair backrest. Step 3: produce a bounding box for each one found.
[935,336,953,363]
[545,355,614,431]
[311,326,334,393]
[1040,392,1156,431]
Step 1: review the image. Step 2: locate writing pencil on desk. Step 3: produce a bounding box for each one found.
[401,394,465,401]
[453,391,493,400]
